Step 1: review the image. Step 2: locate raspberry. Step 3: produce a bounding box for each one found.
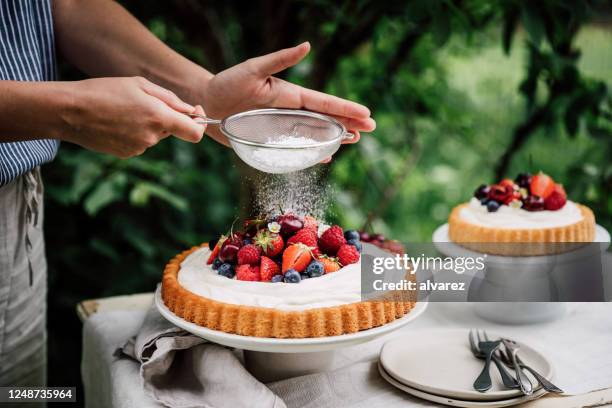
[544,184,567,211]
[337,244,360,266]
[237,244,261,265]
[236,264,261,281]
[318,225,346,256]
[303,216,318,232]
[287,228,318,247]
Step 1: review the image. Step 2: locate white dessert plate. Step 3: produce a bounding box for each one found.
[155,287,428,353]
[378,362,547,407]
[379,328,551,401]
[432,223,610,264]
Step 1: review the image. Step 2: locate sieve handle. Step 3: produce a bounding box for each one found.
[187,113,222,125]
[343,131,357,141]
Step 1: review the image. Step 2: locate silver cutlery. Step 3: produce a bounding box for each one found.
[471,330,501,392]
[469,330,519,390]
[501,338,533,395]
[502,338,563,394]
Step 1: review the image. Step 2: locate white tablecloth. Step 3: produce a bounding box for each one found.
[82,301,612,408]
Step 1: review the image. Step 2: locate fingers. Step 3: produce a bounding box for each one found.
[138,77,195,113]
[248,42,311,76]
[331,115,376,132]
[161,105,206,143]
[300,86,372,120]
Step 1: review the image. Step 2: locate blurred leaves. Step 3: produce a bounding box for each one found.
[44,0,611,390]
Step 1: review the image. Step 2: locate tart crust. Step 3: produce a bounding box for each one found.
[448,203,596,256]
[162,244,416,338]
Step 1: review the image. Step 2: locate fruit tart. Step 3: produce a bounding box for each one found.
[162,214,415,338]
[448,172,595,255]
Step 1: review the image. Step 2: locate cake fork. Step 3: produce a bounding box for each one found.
[471,330,501,392]
[469,330,519,389]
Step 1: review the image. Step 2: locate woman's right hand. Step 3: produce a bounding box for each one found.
[62,77,206,158]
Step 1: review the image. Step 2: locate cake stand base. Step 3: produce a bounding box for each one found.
[155,288,427,380]
[243,349,336,383]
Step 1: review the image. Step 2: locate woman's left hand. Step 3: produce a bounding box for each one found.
[199,42,375,147]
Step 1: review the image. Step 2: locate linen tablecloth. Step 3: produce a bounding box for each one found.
[82,301,612,408]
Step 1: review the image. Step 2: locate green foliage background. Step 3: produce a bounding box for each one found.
[42,0,611,398]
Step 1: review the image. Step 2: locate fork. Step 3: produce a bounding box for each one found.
[502,338,563,394]
[469,330,519,390]
[471,330,501,392]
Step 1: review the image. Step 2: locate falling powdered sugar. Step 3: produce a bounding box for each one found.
[253,166,329,221]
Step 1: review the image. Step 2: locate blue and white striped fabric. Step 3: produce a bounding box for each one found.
[0,0,58,187]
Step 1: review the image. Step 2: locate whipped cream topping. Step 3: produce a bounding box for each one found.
[459,198,583,229]
[178,247,362,311]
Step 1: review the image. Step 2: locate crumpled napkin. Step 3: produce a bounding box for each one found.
[116,303,286,408]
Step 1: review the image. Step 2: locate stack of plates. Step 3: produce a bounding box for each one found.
[378,329,553,407]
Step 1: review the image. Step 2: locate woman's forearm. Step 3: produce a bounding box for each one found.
[0,81,73,142]
[51,0,213,105]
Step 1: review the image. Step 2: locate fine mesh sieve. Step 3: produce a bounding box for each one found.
[189,109,355,173]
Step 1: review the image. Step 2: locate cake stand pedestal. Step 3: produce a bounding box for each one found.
[432,223,611,323]
[155,288,427,382]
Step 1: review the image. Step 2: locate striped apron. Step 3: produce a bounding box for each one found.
[0,167,47,387]
[0,0,57,391]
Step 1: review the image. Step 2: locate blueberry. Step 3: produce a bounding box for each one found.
[271,274,284,283]
[212,257,223,270]
[208,238,219,250]
[217,263,235,278]
[283,269,301,283]
[347,239,362,253]
[474,184,490,200]
[344,230,360,241]
[486,200,500,212]
[243,238,252,245]
[305,260,324,278]
[480,197,489,205]
[300,273,310,280]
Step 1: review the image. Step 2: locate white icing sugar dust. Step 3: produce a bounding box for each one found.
[252,166,329,220]
[242,134,333,174]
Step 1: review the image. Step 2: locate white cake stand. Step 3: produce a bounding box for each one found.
[432,223,611,323]
[155,287,427,381]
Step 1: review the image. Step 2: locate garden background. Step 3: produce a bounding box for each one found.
[42,0,611,399]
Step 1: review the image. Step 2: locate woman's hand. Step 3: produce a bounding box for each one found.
[62,77,206,158]
[199,42,375,147]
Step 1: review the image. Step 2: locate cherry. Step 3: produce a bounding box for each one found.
[474,184,490,200]
[523,195,545,211]
[515,173,532,190]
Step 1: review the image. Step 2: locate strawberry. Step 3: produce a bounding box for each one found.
[206,236,225,264]
[287,228,318,247]
[544,184,567,211]
[499,178,516,190]
[254,230,284,257]
[236,264,261,281]
[237,244,261,265]
[282,243,312,273]
[530,172,555,199]
[303,215,318,232]
[318,225,346,256]
[260,256,280,281]
[337,244,360,266]
[318,256,341,274]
